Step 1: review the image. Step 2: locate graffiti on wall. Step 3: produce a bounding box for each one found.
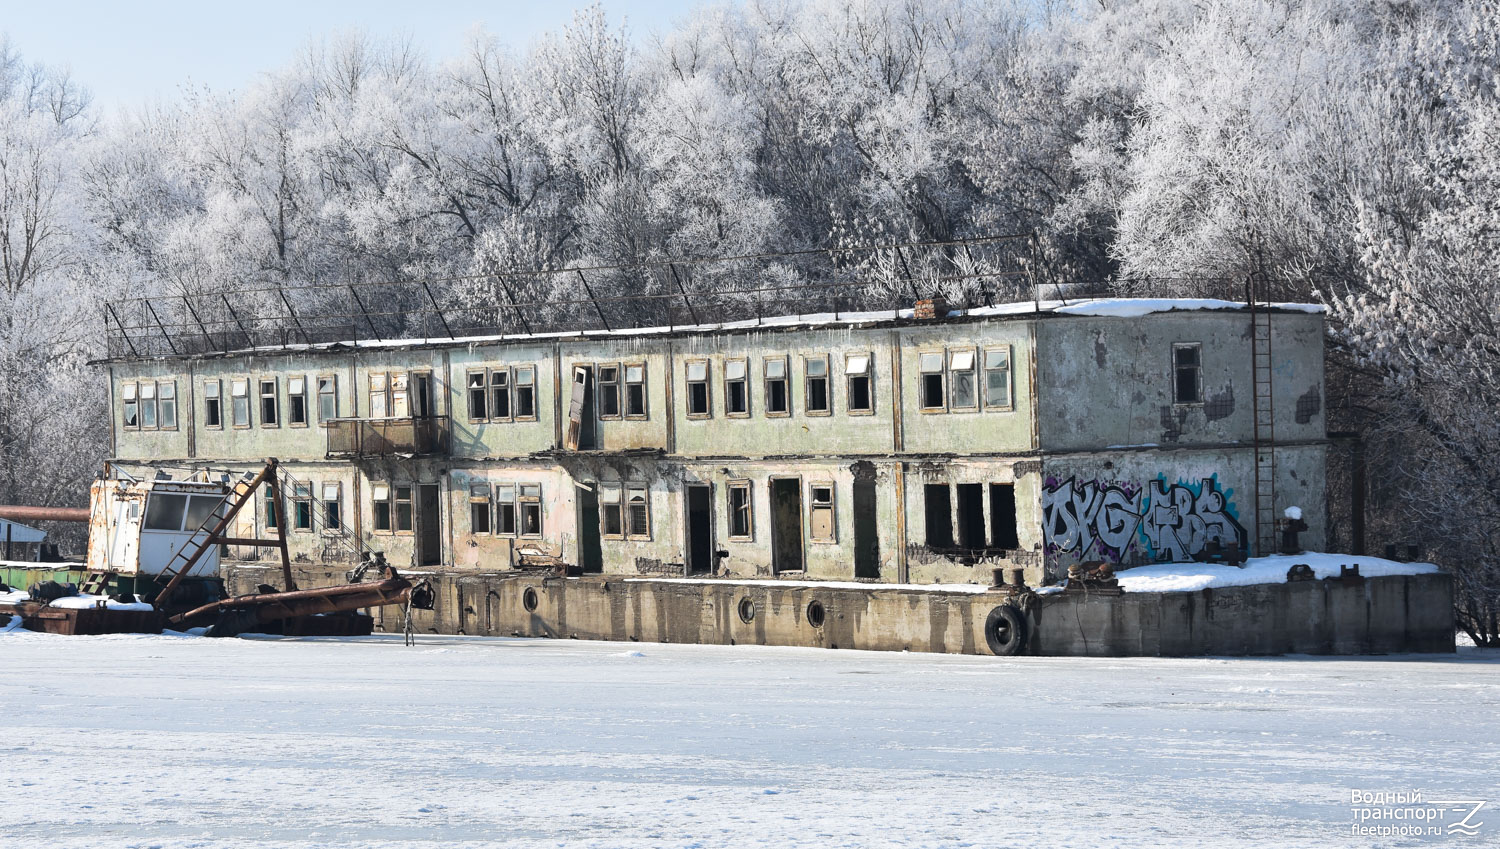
[1042,475,1247,563]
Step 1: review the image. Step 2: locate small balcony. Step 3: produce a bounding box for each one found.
[326,416,450,458]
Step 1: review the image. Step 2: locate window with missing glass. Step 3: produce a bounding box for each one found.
[919,352,945,410]
[496,484,517,535]
[259,378,279,427]
[984,347,1012,410]
[625,363,648,418]
[322,482,342,530]
[1173,343,1202,405]
[845,353,873,414]
[264,484,279,530]
[948,349,977,410]
[600,483,623,538]
[469,482,491,534]
[686,360,711,418]
[805,356,830,415]
[467,371,488,420]
[372,483,391,532]
[764,357,789,416]
[122,382,140,428]
[519,483,542,537]
[203,380,222,429]
[514,367,537,420]
[287,377,308,427]
[597,364,621,418]
[491,369,511,420]
[728,482,753,539]
[724,359,749,416]
[293,482,313,531]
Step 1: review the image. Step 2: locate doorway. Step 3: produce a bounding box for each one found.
[411,373,434,418]
[686,483,713,575]
[852,470,880,578]
[417,484,442,566]
[923,483,953,549]
[577,484,603,573]
[770,478,804,573]
[956,483,986,550]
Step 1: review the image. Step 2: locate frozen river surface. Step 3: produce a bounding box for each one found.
[1,629,1496,848]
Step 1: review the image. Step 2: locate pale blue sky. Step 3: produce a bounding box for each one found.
[2,1,704,114]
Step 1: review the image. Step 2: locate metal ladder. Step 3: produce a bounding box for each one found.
[272,467,366,564]
[1248,277,1277,556]
[150,470,262,601]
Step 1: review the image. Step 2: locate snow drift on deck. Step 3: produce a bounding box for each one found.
[1108,552,1439,594]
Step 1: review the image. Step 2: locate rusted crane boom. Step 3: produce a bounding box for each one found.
[0,506,90,523]
[170,568,424,628]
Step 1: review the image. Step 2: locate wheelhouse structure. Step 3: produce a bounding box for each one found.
[97,297,1330,589]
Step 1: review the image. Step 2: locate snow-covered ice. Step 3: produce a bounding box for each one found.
[1,629,1494,848]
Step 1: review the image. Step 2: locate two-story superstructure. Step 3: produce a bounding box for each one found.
[98,297,1329,587]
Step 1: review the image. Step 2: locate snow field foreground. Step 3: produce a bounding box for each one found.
[1,631,1496,849]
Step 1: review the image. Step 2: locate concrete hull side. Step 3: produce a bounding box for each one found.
[225,565,1454,657]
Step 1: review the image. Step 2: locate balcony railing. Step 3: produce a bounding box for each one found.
[326,416,450,458]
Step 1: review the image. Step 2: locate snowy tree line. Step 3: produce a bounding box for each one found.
[1,0,1496,640]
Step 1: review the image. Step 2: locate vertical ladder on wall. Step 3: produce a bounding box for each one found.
[1247,276,1277,557]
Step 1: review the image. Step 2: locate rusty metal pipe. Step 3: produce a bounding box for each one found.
[0,505,90,523]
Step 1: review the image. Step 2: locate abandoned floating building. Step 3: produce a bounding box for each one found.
[98,297,1329,589]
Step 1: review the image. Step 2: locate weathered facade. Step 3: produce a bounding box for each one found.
[99,299,1329,588]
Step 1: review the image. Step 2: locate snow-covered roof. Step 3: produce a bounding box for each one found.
[0,518,46,544]
[140,297,1324,362]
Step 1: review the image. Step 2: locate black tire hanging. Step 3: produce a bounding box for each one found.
[984,604,1028,656]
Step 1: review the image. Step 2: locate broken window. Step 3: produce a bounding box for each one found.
[989,483,1019,549]
[265,483,280,530]
[598,364,621,418]
[287,377,307,426]
[919,352,945,411]
[469,482,491,534]
[728,481,752,539]
[845,354,872,414]
[519,483,542,537]
[625,363,647,418]
[490,368,511,420]
[984,347,1012,409]
[231,378,251,428]
[805,356,830,415]
[764,357,789,416]
[514,366,537,420]
[923,483,954,549]
[809,483,835,542]
[390,373,410,418]
[371,483,391,532]
[317,376,338,423]
[467,371,488,421]
[322,482,342,531]
[600,483,623,538]
[293,483,313,531]
[369,373,389,418]
[259,378,279,427]
[203,380,222,429]
[394,485,414,532]
[122,382,139,428]
[724,359,749,416]
[140,381,157,428]
[1173,343,1202,404]
[685,360,711,418]
[949,349,977,409]
[955,483,985,549]
[496,484,517,535]
[626,484,650,539]
[410,372,433,419]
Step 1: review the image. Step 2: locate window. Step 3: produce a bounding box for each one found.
[686,360,711,418]
[491,369,511,420]
[805,356,830,415]
[184,495,219,533]
[496,484,517,535]
[519,483,542,537]
[322,482,342,530]
[203,380,222,429]
[369,373,389,418]
[924,483,954,549]
[845,354,873,414]
[144,493,187,531]
[372,483,391,532]
[514,366,537,420]
[725,359,749,416]
[286,377,307,426]
[764,357,789,416]
[598,365,621,418]
[390,373,410,418]
[949,349,977,409]
[984,347,1012,410]
[467,371,488,421]
[728,482,753,539]
[394,485,414,532]
[1173,343,1202,404]
[809,483,835,542]
[919,352,945,410]
[626,484,650,539]
[264,484,279,530]
[600,484,623,538]
[259,378,279,427]
[122,382,139,428]
[625,363,647,418]
[317,376,338,423]
[469,482,491,534]
[231,379,251,428]
[158,381,177,429]
[140,381,157,428]
[292,483,313,531]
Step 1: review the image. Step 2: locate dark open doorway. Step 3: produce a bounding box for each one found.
[956,483,986,550]
[989,483,1019,549]
[577,484,602,573]
[852,464,879,578]
[417,484,442,566]
[770,478,804,573]
[686,483,713,575]
[923,483,953,549]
